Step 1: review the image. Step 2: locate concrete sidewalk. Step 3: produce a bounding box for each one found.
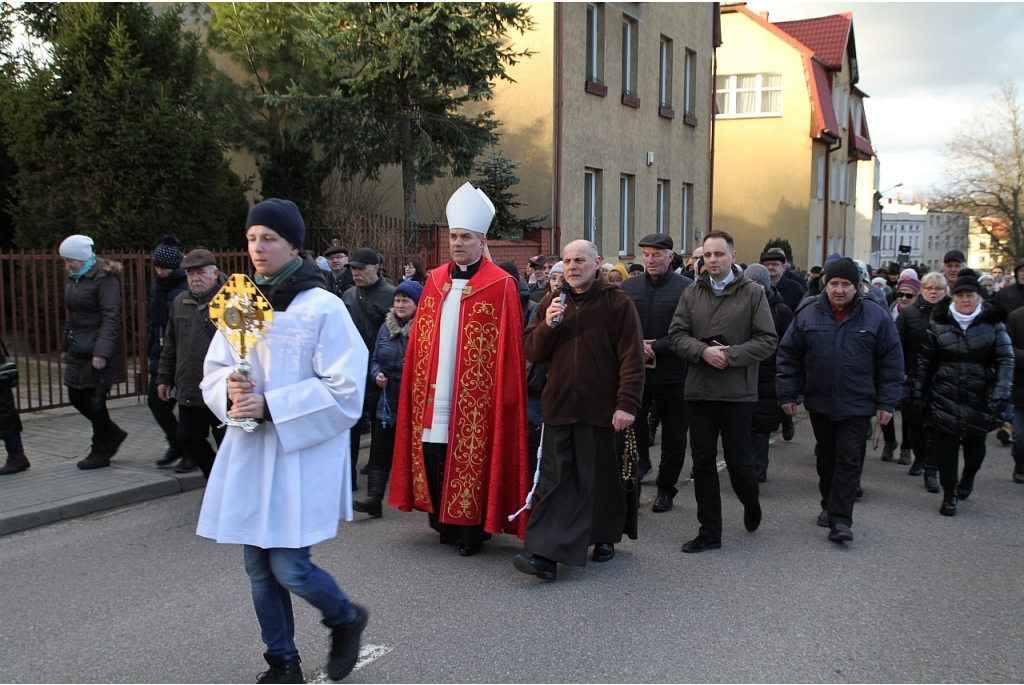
[0,399,370,536]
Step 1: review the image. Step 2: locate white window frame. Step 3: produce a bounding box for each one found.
[659,38,672,108]
[656,180,667,234]
[830,158,838,203]
[586,4,600,82]
[684,49,695,115]
[838,162,847,204]
[619,175,632,256]
[622,19,637,95]
[681,183,692,249]
[816,155,825,200]
[715,73,782,118]
[584,169,598,244]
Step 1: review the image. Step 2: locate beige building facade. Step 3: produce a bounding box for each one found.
[713,5,875,269]
[369,2,717,262]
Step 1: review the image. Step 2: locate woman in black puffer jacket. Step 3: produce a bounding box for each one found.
[353,279,422,518]
[912,274,1013,517]
[895,271,947,491]
[59,234,128,470]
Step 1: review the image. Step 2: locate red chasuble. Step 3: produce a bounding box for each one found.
[389,258,530,537]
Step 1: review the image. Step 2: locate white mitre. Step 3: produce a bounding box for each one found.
[446,182,495,236]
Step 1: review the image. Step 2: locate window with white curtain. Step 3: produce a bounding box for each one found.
[656,180,668,233]
[586,4,602,82]
[620,175,634,255]
[584,169,599,244]
[659,38,672,107]
[681,183,692,249]
[715,74,782,117]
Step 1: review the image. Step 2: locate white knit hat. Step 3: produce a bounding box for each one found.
[58,235,95,261]
[446,182,495,236]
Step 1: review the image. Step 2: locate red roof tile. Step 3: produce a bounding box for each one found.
[774,14,852,70]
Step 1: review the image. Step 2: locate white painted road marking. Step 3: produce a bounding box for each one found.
[309,644,392,683]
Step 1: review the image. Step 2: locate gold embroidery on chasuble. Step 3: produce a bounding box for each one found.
[445,300,499,522]
[409,294,437,509]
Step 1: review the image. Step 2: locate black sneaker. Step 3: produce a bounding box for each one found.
[174,456,199,473]
[828,523,853,543]
[156,447,183,468]
[256,653,304,684]
[325,604,369,681]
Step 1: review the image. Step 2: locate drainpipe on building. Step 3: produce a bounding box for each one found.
[554,3,564,254]
[708,46,717,237]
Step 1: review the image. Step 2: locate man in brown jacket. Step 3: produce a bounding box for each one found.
[156,248,227,479]
[513,240,645,581]
[668,230,778,553]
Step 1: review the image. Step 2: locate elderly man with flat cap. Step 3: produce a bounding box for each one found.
[156,248,227,478]
[343,246,395,485]
[619,233,694,512]
[324,244,354,297]
[389,182,530,556]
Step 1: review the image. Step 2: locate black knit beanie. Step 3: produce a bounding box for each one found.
[246,199,306,249]
[823,257,860,286]
[152,235,184,269]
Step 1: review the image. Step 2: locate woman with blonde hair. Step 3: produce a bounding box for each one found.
[607,262,630,284]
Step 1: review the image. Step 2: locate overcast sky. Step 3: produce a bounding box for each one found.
[743,1,1024,200]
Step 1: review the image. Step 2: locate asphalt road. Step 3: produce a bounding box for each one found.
[3,415,1023,683]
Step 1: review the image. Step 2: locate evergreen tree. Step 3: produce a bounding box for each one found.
[273,2,535,223]
[1,3,248,250]
[473,151,545,240]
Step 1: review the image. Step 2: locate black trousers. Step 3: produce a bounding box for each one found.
[67,384,123,451]
[177,404,225,479]
[147,375,179,450]
[365,421,396,474]
[751,431,771,481]
[685,401,759,541]
[908,424,935,468]
[422,442,485,549]
[932,429,986,492]
[349,380,382,482]
[809,413,870,527]
[635,383,688,498]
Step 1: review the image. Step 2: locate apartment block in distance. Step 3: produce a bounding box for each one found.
[713,4,875,268]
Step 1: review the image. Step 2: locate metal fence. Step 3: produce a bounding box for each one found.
[0,221,550,413]
[0,250,250,413]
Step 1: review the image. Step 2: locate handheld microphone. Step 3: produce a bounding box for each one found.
[551,282,572,329]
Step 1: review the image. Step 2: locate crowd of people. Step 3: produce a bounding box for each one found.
[2,182,1023,683]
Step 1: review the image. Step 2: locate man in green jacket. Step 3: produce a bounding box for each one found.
[668,231,778,553]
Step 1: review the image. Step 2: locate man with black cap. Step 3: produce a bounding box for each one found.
[942,250,966,291]
[390,182,530,556]
[342,247,395,484]
[156,248,227,478]
[324,244,354,297]
[620,233,694,512]
[148,235,189,469]
[198,198,370,684]
[760,248,806,313]
[777,256,903,544]
[993,257,1024,314]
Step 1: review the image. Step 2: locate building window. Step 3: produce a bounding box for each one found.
[830,158,838,202]
[715,74,782,117]
[619,174,634,255]
[658,37,673,108]
[681,183,693,249]
[586,4,603,83]
[656,180,669,234]
[621,18,637,96]
[816,155,825,200]
[838,162,847,204]
[584,168,600,244]
[684,49,696,116]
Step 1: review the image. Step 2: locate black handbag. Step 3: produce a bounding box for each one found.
[0,338,17,389]
[68,330,98,359]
